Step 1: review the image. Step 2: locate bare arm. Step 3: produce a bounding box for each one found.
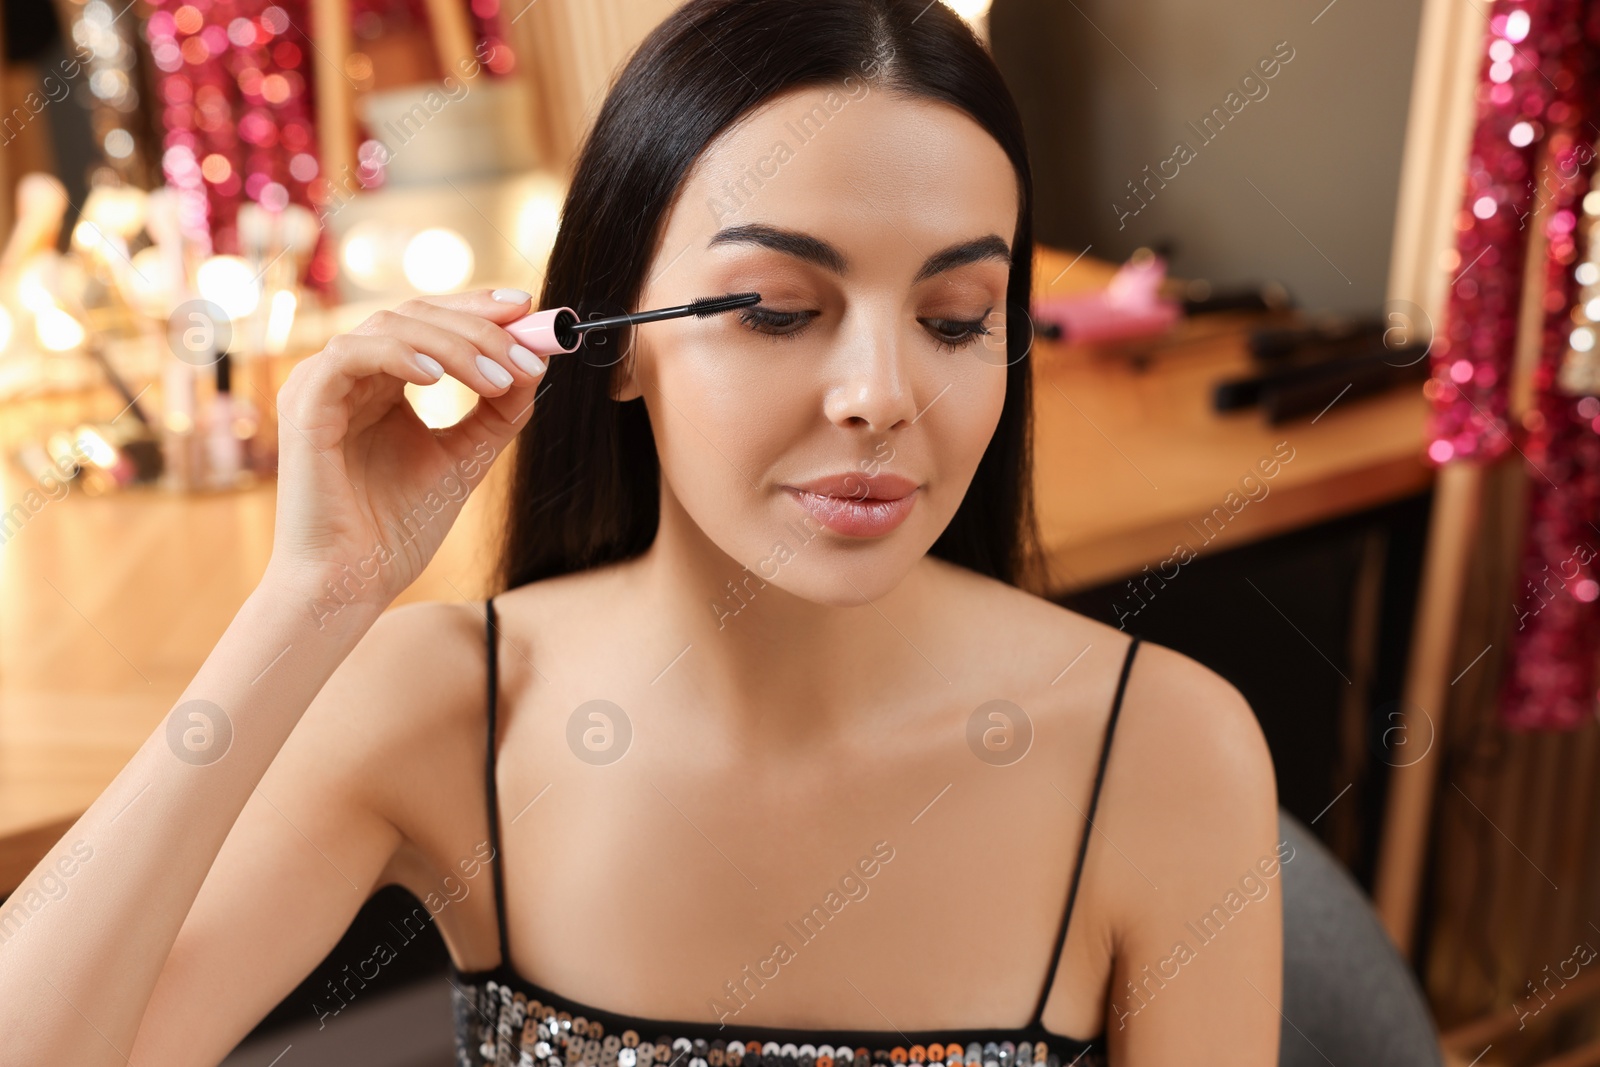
[1098,643,1284,1066]
[126,599,488,1064]
[0,288,546,1066]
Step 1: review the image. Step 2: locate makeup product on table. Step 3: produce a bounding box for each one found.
[205,351,243,487]
[66,420,162,488]
[233,202,315,475]
[1032,251,1181,345]
[83,338,154,430]
[1212,334,1430,421]
[506,292,762,356]
[1033,251,1296,347]
[237,203,272,279]
[15,419,159,495]
[76,336,165,484]
[1177,279,1294,317]
[161,352,201,490]
[1247,316,1387,363]
[0,174,70,284]
[1259,349,1429,424]
[280,205,321,284]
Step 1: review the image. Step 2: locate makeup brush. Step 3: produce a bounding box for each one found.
[507,292,761,356]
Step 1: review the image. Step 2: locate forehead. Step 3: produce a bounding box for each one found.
[663,82,1020,265]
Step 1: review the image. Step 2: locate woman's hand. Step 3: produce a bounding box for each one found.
[266,288,546,618]
[0,289,546,1064]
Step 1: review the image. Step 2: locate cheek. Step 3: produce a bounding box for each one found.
[639,333,1008,581]
[642,342,806,498]
[926,359,1008,492]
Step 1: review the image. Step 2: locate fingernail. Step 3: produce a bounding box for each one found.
[476,354,514,388]
[414,352,444,381]
[507,343,547,376]
[492,288,532,304]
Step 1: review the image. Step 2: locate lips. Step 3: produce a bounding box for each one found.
[782,471,919,537]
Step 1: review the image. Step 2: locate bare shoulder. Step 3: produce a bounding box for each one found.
[927,556,1273,780]
[1110,631,1277,792]
[919,555,1131,686]
[924,555,1279,883]
[481,558,644,693]
[950,602,1286,1054]
[1074,628,1282,963]
[286,599,493,836]
[932,564,1284,1034]
[336,597,489,739]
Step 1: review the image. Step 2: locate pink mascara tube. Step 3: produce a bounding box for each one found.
[505,292,761,357]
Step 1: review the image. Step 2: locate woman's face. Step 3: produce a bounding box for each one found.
[622,82,1020,606]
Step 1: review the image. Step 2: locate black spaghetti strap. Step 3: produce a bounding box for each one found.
[484,597,512,971]
[1027,633,1141,1028]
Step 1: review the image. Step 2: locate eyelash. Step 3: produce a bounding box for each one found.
[736,307,994,352]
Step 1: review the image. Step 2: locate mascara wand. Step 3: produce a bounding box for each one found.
[506,292,762,356]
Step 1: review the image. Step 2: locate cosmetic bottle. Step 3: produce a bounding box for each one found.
[161,355,200,491]
[206,351,243,488]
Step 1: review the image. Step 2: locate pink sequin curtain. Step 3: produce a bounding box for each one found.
[1424,0,1600,729]
[139,0,512,289]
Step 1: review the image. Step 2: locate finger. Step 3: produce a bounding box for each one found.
[353,307,542,396]
[278,333,444,451]
[403,287,534,324]
[395,299,549,388]
[397,298,527,354]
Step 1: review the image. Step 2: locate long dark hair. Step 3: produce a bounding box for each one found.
[498,0,1041,593]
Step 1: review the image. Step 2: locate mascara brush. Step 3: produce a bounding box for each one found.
[506,292,762,356]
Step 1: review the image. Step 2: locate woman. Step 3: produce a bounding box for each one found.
[0,1,1282,1064]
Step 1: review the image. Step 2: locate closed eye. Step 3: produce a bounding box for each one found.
[738,306,816,338]
[737,306,996,351]
[919,312,992,352]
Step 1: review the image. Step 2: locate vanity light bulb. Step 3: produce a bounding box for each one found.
[16,267,54,314]
[265,289,298,354]
[403,228,474,294]
[72,220,114,255]
[73,426,118,469]
[81,184,147,238]
[35,306,85,352]
[405,376,477,429]
[125,246,176,317]
[196,255,261,321]
[342,232,379,284]
[515,178,564,264]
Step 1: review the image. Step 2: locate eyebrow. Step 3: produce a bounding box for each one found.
[707,223,1011,284]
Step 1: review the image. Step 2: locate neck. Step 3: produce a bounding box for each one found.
[628,483,951,737]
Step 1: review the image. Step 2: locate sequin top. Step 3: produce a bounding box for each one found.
[450,599,1141,1067]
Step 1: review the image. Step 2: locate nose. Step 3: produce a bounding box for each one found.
[822,317,921,433]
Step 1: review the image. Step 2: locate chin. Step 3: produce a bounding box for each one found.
[782,550,923,606]
[727,504,938,608]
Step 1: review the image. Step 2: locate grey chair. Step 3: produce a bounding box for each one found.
[1278,809,1444,1067]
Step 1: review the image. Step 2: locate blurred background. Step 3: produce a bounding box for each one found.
[2,0,1599,1065]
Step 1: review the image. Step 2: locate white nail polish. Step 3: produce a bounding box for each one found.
[507,343,546,376]
[415,353,444,381]
[492,288,532,304]
[476,354,514,388]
